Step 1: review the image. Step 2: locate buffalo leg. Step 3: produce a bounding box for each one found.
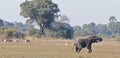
[78,47,82,53]
[75,47,79,53]
[88,48,92,53]
[87,46,92,53]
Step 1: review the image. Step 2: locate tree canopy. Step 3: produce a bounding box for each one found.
[20,0,60,35]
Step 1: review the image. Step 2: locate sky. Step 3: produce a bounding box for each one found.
[0,0,120,26]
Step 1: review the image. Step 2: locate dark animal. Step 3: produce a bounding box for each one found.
[4,39,13,43]
[73,35,103,53]
[25,39,31,43]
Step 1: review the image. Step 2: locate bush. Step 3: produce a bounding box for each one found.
[115,34,120,41]
[73,29,91,38]
[27,27,40,37]
[0,27,25,39]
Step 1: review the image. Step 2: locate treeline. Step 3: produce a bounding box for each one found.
[1,0,120,40]
[0,19,33,32]
[28,15,74,39]
[1,16,120,40]
[27,16,120,40]
[0,18,33,39]
[74,16,120,40]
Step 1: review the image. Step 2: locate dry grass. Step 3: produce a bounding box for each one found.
[0,38,120,58]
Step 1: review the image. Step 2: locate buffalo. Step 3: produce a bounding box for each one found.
[4,39,13,43]
[24,39,31,43]
[73,35,103,53]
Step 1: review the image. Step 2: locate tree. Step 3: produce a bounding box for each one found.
[108,16,119,36]
[27,27,40,37]
[57,15,70,23]
[0,18,4,27]
[20,0,60,35]
[96,24,110,35]
[82,22,96,35]
[50,22,73,39]
[73,29,90,37]
[13,22,34,32]
[73,25,81,30]
[109,16,117,22]
[3,21,14,27]
[0,27,25,39]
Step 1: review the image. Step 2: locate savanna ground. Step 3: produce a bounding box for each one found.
[0,38,120,58]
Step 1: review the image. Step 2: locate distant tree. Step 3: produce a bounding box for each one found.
[73,29,91,37]
[0,18,4,27]
[50,22,73,39]
[96,24,110,35]
[109,16,117,22]
[73,25,81,30]
[27,27,40,37]
[116,22,120,33]
[14,31,25,39]
[20,0,60,35]
[108,16,119,36]
[0,27,25,39]
[82,22,96,35]
[115,34,120,41]
[73,29,81,37]
[14,22,34,32]
[3,21,14,27]
[58,15,70,23]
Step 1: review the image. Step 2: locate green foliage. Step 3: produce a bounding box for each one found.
[20,0,60,34]
[14,22,34,32]
[0,27,25,39]
[115,34,120,41]
[82,22,96,35]
[96,24,110,35]
[73,29,91,37]
[58,15,70,23]
[27,27,40,37]
[0,18,34,32]
[108,16,120,35]
[109,16,117,22]
[45,22,74,39]
[0,18,4,27]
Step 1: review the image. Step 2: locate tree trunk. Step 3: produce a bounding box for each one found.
[39,24,44,35]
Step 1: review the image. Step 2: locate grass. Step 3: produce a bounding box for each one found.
[0,38,120,58]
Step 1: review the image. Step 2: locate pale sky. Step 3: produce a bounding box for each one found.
[0,0,120,26]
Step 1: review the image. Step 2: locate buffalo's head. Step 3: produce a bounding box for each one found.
[89,36,103,43]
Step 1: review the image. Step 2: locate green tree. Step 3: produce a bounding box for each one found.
[96,24,108,35]
[59,15,70,23]
[109,16,117,22]
[27,27,39,37]
[50,22,73,39]
[0,18,4,27]
[73,29,91,37]
[0,27,25,39]
[82,22,96,35]
[108,16,119,36]
[20,0,60,35]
